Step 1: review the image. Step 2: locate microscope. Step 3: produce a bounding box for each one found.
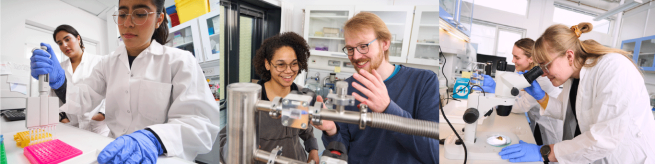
[444,61,544,160]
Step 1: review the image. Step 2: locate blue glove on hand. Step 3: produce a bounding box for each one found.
[98,130,164,164]
[471,74,495,93]
[518,71,545,100]
[498,140,543,162]
[30,43,65,89]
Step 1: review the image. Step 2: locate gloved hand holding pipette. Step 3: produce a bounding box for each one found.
[30,43,65,89]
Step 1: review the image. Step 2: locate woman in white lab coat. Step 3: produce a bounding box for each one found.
[52,24,110,136]
[508,38,563,147]
[30,0,220,163]
[498,22,655,163]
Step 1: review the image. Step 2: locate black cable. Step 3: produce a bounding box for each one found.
[439,94,467,164]
[439,46,450,104]
[470,85,486,96]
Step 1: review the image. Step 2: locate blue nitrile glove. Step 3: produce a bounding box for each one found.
[471,74,495,93]
[498,140,543,162]
[98,130,164,164]
[517,71,545,100]
[30,43,65,89]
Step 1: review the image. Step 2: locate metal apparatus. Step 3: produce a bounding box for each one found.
[225,80,439,164]
[444,62,544,160]
[24,46,60,146]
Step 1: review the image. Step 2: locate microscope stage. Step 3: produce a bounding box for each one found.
[444,131,519,160]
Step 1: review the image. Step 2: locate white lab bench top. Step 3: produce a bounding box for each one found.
[439,99,542,164]
[1,118,193,164]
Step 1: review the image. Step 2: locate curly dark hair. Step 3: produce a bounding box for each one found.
[253,32,310,81]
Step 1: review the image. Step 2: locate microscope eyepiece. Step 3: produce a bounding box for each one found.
[523,66,544,84]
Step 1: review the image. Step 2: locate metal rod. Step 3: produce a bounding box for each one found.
[253,149,307,164]
[226,83,261,164]
[255,100,276,112]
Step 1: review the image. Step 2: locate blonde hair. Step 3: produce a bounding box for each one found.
[343,12,392,60]
[514,38,537,68]
[533,22,640,74]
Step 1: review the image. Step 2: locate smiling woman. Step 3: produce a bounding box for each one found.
[218,32,318,164]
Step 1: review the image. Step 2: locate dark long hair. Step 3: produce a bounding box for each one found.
[253,32,310,81]
[151,0,169,45]
[53,24,84,52]
[119,0,169,44]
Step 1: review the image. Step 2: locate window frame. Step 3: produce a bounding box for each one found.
[469,19,526,61]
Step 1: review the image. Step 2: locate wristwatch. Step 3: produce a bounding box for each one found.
[540,145,551,162]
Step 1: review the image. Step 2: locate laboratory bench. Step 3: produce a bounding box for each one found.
[439,99,542,164]
[1,117,193,164]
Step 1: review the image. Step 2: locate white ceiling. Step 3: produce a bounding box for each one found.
[567,0,622,11]
[60,0,177,20]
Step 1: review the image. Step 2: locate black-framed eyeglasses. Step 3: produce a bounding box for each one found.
[113,9,159,25]
[342,38,377,56]
[271,62,299,72]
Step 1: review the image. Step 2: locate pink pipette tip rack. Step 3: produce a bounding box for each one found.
[23,139,82,164]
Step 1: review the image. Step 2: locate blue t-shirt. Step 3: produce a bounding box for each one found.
[322,65,440,164]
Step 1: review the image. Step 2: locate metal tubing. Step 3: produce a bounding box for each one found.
[318,109,439,139]
[226,83,261,164]
[254,149,307,164]
[318,109,363,125]
[369,112,439,139]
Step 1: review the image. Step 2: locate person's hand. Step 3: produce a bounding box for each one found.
[98,130,163,164]
[351,69,390,113]
[518,71,545,100]
[311,96,337,136]
[498,140,543,162]
[30,43,65,89]
[307,149,319,164]
[92,113,105,121]
[471,74,495,93]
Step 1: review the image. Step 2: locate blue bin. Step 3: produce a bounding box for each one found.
[166,5,177,14]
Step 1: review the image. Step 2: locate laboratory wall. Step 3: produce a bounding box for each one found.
[618,2,655,94]
[469,0,614,45]
[285,0,440,74]
[1,0,108,109]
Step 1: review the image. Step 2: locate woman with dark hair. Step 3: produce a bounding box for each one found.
[52,24,110,137]
[218,32,319,164]
[29,0,220,163]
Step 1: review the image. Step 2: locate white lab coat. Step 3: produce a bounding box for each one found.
[540,53,655,164]
[511,76,563,146]
[59,52,110,136]
[65,40,220,161]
